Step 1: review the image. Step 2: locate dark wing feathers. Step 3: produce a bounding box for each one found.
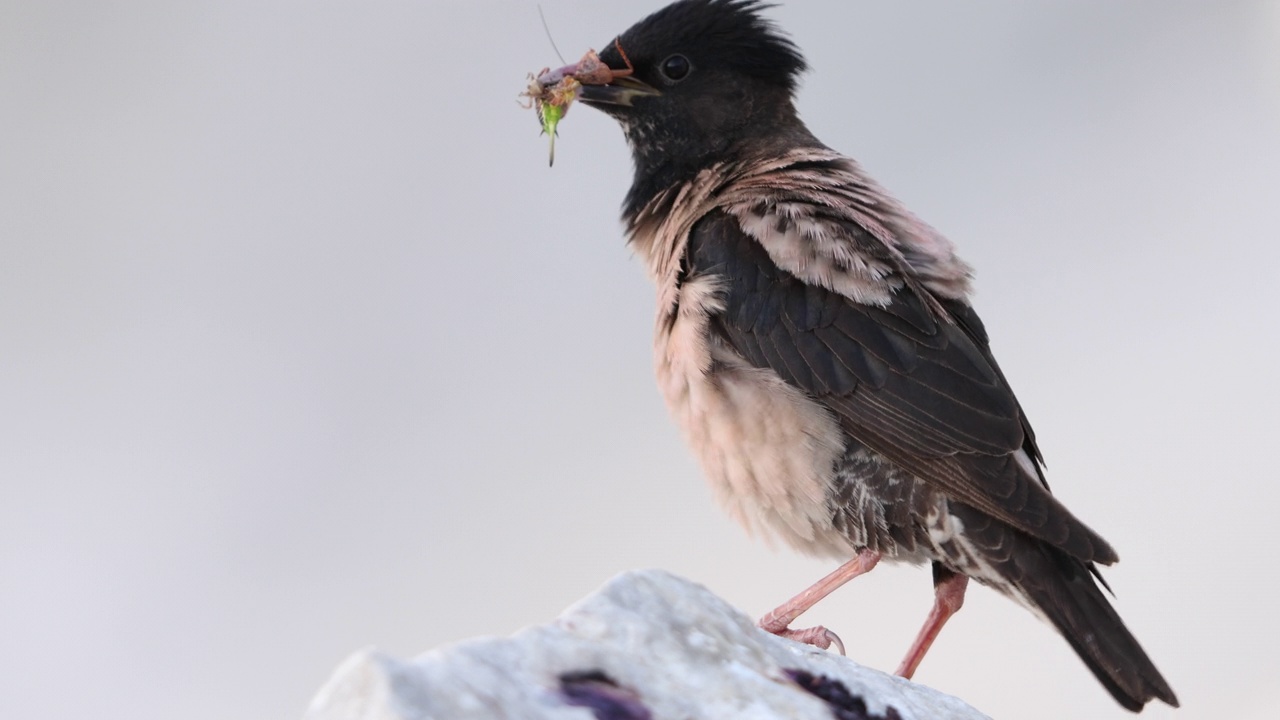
[796,324,859,394]
[944,297,1050,473]
[688,210,1117,564]
[813,326,890,388]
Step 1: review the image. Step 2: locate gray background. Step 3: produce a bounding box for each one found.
[3,1,1277,718]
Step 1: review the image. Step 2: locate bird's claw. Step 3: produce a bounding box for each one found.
[765,624,846,655]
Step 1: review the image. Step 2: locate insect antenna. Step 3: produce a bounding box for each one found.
[537,5,567,65]
[614,38,634,75]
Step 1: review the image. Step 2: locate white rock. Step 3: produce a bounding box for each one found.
[305,569,988,720]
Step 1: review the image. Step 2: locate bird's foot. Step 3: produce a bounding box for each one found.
[760,621,846,655]
[754,550,879,657]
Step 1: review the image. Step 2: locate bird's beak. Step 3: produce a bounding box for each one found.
[577,75,661,107]
[536,57,661,109]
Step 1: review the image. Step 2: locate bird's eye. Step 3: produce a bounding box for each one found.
[660,54,691,82]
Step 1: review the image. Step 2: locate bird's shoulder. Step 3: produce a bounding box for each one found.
[713,146,973,304]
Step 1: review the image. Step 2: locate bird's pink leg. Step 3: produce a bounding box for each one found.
[895,569,969,678]
[758,549,881,654]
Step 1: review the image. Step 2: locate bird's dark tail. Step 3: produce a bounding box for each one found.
[950,504,1178,711]
[1010,541,1178,711]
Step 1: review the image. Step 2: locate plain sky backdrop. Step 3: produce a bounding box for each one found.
[3,1,1278,718]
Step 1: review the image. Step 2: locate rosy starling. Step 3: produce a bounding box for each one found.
[538,0,1178,711]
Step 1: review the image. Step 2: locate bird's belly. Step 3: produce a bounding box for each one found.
[653,275,854,558]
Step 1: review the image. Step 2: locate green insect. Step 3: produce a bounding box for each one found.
[522,70,581,166]
[537,101,565,167]
[522,42,634,166]
[531,76,579,166]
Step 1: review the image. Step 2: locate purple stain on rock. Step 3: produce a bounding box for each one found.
[785,669,904,720]
[559,670,652,720]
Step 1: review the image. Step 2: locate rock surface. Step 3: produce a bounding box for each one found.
[305,569,987,720]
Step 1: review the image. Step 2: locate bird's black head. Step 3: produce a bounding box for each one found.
[573,0,815,219]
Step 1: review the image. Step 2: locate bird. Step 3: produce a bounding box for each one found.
[540,0,1178,711]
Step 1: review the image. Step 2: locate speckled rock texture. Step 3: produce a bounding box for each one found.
[304,569,988,720]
